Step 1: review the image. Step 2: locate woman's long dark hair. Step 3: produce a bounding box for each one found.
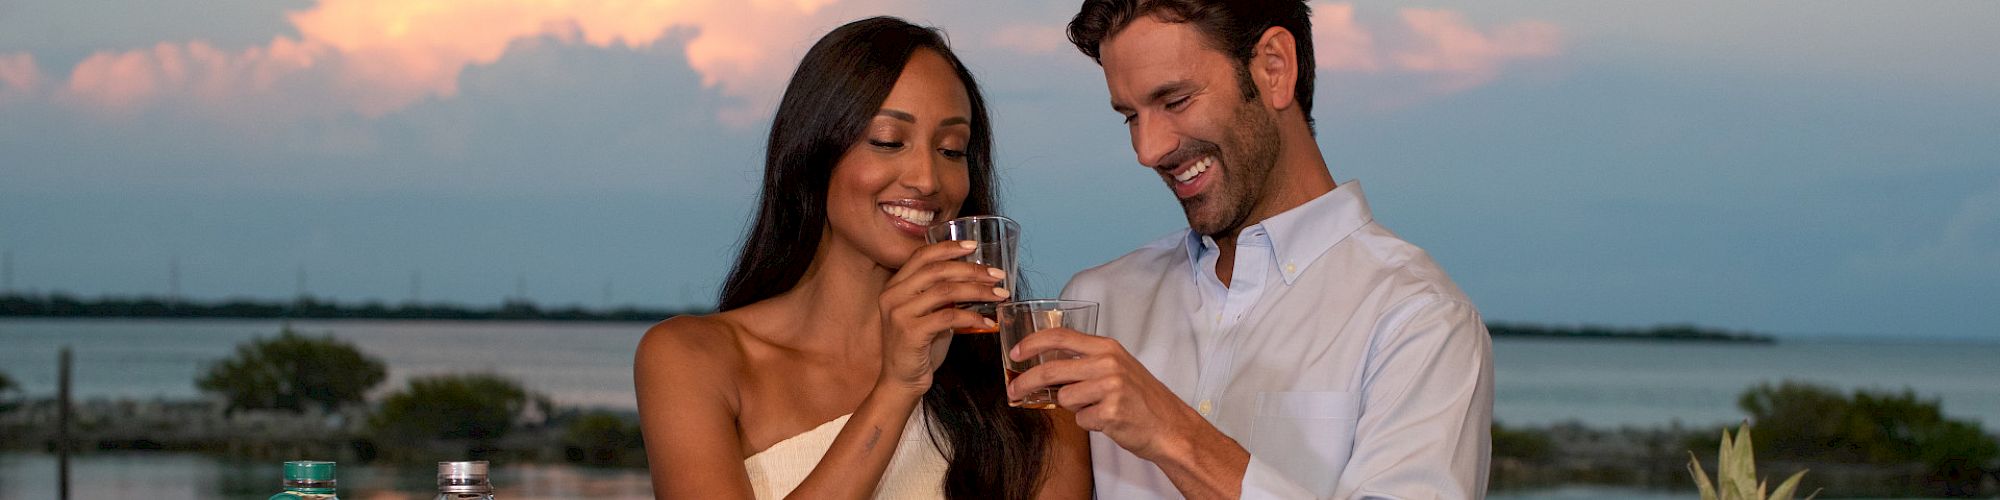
[715,16,1052,500]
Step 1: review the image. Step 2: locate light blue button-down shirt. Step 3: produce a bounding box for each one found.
[1063,181,1494,499]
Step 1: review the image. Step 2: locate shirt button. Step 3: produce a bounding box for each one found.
[1284,263,1297,274]
[1198,399,1213,416]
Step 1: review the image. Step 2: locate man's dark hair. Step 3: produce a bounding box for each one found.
[1068,0,1317,132]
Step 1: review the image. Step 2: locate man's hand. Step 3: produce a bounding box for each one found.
[1005,329,1244,468]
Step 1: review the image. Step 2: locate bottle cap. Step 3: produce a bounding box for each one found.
[283,461,337,492]
[439,460,489,477]
[439,461,493,493]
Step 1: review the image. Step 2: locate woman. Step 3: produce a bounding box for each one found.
[634,17,1091,499]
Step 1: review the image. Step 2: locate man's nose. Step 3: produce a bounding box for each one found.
[1131,114,1178,169]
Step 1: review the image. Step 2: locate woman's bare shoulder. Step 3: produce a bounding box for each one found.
[637,313,750,372]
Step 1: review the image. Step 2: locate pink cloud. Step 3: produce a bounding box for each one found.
[31,0,1562,123]
[1312,3,1380,72]
[44,0,854,124]
[1391,8,1561,93]
[0,52,44,103]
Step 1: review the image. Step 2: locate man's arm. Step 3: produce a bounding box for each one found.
[1334,297,1493,499]
[1006,328,1252,499]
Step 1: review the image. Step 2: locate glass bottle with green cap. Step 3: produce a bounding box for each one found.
[270,460,339,500]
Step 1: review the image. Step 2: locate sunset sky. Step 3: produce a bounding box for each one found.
[2,0,1996,340]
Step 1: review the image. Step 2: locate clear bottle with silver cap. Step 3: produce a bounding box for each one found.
[435,461,496,500]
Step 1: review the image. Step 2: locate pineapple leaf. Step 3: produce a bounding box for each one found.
[1717,427,1737,497]
[1730,426,1759,500]
[1688,451,1720,500]
[1770,468,1808,500]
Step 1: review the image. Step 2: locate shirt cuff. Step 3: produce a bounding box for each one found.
[1240,454,1319,500]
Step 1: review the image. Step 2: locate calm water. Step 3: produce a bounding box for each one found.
[4,319,1998,498]
[0,318,646,410]
[0,452,652,499]
[3,318,1996,427]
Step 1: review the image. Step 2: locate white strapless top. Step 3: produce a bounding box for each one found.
[742,411,950,499]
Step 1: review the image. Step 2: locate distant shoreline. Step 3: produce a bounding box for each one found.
[0,292,694,323]
[1486,322,1775,344]
[1,292,1777,343]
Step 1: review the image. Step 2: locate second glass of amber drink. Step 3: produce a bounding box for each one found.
[925,215,1020,334]
[996,299,1098,409]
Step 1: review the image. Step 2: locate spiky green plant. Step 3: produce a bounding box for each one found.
[1688,424,1818,500]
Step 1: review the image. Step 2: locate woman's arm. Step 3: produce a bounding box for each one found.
[635,317,757,499]
[1038,408,1095,499]
[785,240,1006,498]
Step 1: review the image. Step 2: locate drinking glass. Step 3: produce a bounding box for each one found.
[996,299,1099,409]
[925,215,1019,334]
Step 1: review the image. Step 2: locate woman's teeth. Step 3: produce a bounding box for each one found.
[882,205,936,225]
[1175,156,1214,184]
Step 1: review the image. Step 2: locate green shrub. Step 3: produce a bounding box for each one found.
[1738,380,1999,496]
[1491,423,1555,463]
[563,411,644,465]
[196,327,386,413]
[0,370,19,410]
[372,373,533,441]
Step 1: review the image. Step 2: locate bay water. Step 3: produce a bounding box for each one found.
[2,318,1997,499]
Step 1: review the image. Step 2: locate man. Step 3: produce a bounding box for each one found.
[1005,0,1494,498]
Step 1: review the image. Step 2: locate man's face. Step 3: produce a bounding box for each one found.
[1099,15,1280,238]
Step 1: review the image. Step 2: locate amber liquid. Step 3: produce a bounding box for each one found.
[1004,367,1060,409]
[953,302,999,334]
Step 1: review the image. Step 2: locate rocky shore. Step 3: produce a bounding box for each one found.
[6,396,1996,497]
[0,397,646,468]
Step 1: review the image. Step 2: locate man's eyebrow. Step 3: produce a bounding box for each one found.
[1146,80,1194,105]
[1110,79,1196,115]
[879,109,916,123]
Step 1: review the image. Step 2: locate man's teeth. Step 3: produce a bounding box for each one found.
[882,205,936,225]
[1174,156,1214,184]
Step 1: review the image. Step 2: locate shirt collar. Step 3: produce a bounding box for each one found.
[1182,180,1375,285]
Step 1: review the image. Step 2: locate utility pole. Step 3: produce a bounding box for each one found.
[410,269,422,304]
[296,264,308,300]
[58,346,72,500]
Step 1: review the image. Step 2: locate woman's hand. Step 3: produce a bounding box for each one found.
[876,240,1009,394]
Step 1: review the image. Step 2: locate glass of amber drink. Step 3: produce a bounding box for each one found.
[996,299,1098,409]
[925,215,1019,334]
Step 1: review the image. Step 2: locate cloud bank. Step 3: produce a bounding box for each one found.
[1,0,1560,125]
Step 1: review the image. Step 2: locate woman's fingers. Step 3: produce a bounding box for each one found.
[889,280,1009,319]
[887,241,980,287]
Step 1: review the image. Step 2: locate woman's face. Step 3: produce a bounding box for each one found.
[824,49,975,269]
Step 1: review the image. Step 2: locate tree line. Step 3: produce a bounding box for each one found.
[0,292,687,321]
[3,292,1774,342]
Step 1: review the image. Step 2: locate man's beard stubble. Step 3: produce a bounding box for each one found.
[1183,99,1282,238]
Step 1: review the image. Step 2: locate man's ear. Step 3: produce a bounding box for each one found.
[1250,26,1298,112]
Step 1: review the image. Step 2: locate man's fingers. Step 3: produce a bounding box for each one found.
[1005,356,1101,400]
[1008,328,1112,362]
